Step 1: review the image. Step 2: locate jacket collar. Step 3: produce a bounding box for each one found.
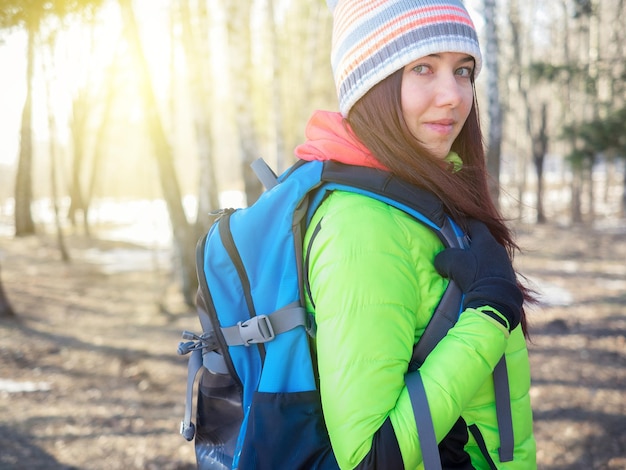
[294,110,387,170]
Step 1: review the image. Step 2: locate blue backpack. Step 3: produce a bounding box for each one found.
[178,159,513,469]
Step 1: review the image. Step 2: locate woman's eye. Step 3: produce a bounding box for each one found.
[412,64,430,75]
[456,67,473,77]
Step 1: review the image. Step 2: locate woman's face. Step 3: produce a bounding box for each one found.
[400,52,475,160]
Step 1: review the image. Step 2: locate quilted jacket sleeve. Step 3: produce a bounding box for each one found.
[305,191,510,469]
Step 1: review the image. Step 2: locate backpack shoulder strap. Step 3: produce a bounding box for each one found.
[320,161,460,243]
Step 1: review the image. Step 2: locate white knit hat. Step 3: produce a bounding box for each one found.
[328,0,482,116]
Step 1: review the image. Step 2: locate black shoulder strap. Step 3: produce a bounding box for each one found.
[320,161,450,242]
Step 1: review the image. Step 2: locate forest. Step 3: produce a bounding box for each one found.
[0,0,625,469]
[0,0,625,303]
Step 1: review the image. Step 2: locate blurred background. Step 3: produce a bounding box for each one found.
[0,0,624,469]
[0,0,624,302]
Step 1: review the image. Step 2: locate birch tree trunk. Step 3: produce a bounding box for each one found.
[508,0,550,224]
[67,89,89,232]
[225,0,263,205]
[482,0,503,207]
[178,0,219,234]
[279,0,333,163]
[571,2,592,224]
[622,171,626,217]
[533,104,548,223]
[0,264,15,318]
[84,48,120,228]
[44,33,71,262]
[15,25,36,236]
[586,0,600,221]
[267,0,286,172]
[119,0,197,305]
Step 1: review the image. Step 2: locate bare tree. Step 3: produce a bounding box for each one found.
[225,0,263,205]
[0,263,16,318]
[177,0,219,235]
[277,0,334,166]
[532,104,549,223]
[2,0,105,237]
[266,0,286,172]
[507,0,550,223]
[83,46,121,227]
[42,29,70,261]
[482,0,503,207]
[66,87,90,233]
[118,0,197,305]
[15,20,37,236]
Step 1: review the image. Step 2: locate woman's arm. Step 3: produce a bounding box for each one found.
[306,193,510,469]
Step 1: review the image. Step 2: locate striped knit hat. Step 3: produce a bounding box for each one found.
[328,0,482,116]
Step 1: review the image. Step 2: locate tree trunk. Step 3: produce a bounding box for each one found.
[178,0,219,235]
[119,0,197,306]
[267,0,286,173]
[621,168,626,216]
[533,104,548,224]
[585,156,595,221]
[0,264,15,318]
[15,25,36,237]
[225,0,263,205]
[67,90,89,233]
[586,0,599,222]
[571,167,584,224]
[281,0,333,161]
[482,0,503,207]
[84,50,120,231]
[44,34,71,262]
[48,112,71,262]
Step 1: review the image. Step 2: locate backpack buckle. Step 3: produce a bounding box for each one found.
[238,315,275,345]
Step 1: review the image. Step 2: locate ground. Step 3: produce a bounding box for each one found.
[0,222,624,470]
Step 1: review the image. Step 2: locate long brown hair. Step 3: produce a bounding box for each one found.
[346,68,531,335]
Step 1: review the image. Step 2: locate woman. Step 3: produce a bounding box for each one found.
[296,0,536,468]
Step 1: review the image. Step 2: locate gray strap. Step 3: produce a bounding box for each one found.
[180,348,203,441]
[409,217,467,371]
[494,356,514,462]
[221,302,307,346]
[409,280,462,370]
[405,371,442,470]
[251,158,278,189]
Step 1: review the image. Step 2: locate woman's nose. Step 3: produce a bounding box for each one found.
[434,73,463,108]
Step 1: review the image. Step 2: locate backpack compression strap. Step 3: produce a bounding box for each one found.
[220,301,310,346]
[494,357,514,462]
[406,371,443,470]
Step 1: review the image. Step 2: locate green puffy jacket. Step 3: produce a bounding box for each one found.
[304,190,536,469]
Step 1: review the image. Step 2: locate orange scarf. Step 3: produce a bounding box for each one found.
[294,110,387,170]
